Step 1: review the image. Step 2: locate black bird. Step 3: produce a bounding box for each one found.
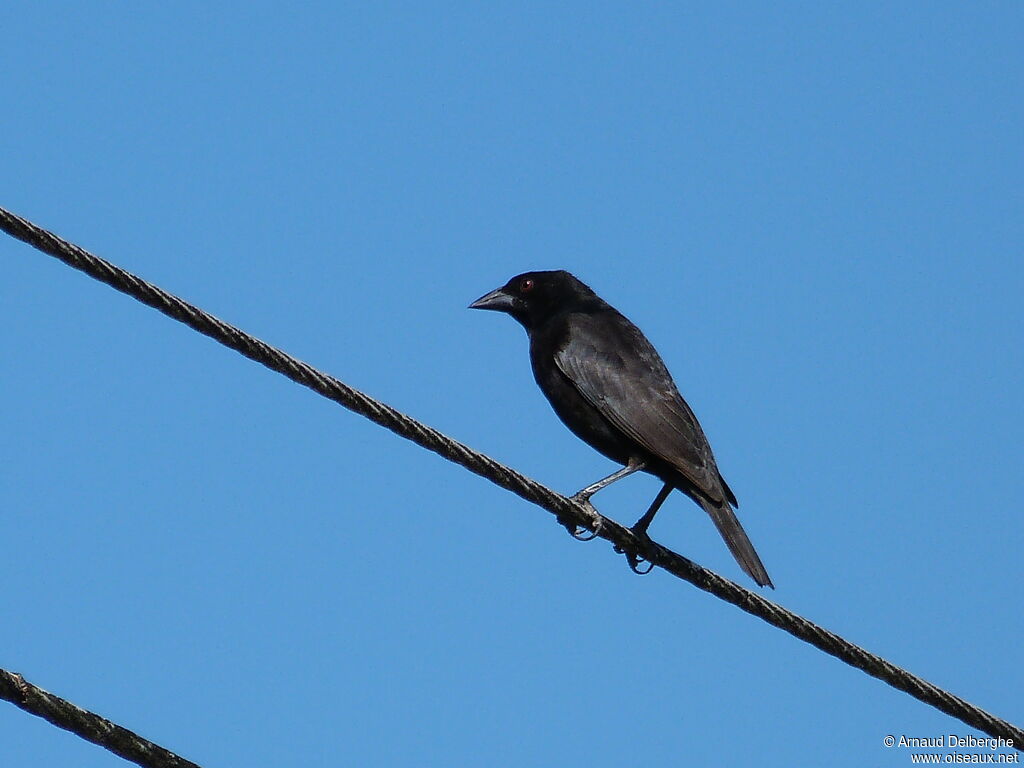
[470,270,773,588]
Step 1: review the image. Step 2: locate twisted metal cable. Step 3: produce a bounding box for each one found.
[0,670,200,768]
[2,205,1021,754]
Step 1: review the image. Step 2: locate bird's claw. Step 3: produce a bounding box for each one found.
[564,515,602,541]
[564,494,602,541]
[569,525,599,541]
[614,526,655,574]
[625,550,655,574]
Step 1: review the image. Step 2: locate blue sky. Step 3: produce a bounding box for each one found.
[2,3,1022,766]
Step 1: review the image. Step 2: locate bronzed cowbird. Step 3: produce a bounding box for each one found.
[470,270,773,588]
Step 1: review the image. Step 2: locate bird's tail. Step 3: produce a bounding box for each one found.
[700,497,774,589]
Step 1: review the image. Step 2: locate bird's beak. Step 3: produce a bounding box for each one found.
[468,287,517,313]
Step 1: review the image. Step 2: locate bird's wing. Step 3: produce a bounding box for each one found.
[554,310,725,502]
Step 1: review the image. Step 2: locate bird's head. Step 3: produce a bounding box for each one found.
[469,270,599,330]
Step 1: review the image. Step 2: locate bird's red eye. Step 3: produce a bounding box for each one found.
[520,278,535,293]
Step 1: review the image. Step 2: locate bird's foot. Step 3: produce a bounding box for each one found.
[615,525,655,574]
[625,550,655,575]
[564,493,602,541]
[570,489,594,504]
[569,524,600,541]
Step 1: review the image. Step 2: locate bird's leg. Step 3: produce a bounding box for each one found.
[621,482,672,574]
[566,458,646,541]
[631,481,672,536]
[571,458,646,502]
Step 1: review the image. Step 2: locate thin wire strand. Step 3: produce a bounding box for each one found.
[2,206,1021,754]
